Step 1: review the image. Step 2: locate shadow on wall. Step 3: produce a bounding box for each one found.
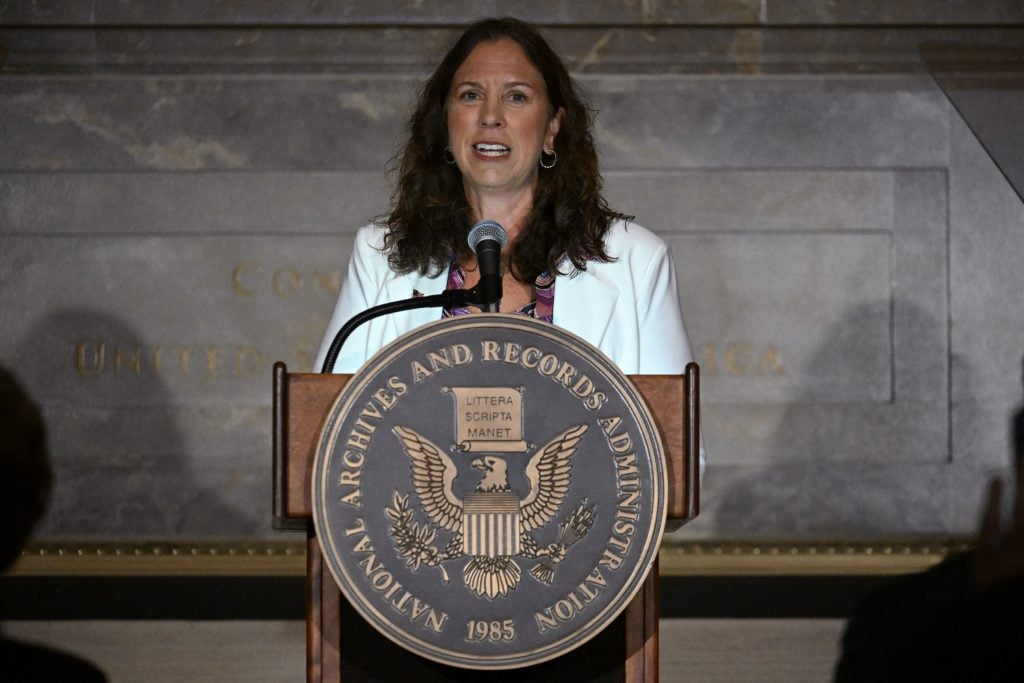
[0,366,107,680]
[10,309,253,537]
[713,299,954,536]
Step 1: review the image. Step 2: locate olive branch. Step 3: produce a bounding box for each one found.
[384,492,451,583]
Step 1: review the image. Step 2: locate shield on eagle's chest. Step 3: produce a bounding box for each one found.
[462,491,521,557]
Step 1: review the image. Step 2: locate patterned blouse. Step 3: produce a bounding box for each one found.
[439,262,555,323]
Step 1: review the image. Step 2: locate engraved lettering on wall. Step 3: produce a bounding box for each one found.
[74,341,276,379]
[230,261,341,298]
[703,342,785,376]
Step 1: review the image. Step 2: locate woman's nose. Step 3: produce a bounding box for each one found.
[479,99,503,128]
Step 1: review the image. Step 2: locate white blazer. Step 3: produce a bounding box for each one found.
[314,219,706,474]
[314,219,695,376]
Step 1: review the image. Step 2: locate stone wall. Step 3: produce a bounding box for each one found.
[2,2,1023,540]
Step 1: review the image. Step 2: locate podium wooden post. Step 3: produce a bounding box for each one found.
[273,361,700,682]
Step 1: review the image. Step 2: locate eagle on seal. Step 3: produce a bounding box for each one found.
[391,423,588,599]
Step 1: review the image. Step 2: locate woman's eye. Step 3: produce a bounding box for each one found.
[508,92,527,104]
[460,91,480,101]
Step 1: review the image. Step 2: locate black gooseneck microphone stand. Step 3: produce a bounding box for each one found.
[320,289,473,374]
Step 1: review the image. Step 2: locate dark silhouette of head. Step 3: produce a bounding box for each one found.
[0,367,51,573]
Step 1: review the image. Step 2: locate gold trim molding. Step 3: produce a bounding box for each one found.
[10,540,309,577]
[658,538,973,576]
[9,538,973,577]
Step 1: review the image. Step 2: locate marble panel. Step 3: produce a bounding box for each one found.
[33,404,273,537]
[1,74,951,172]
[0,234,352,537]
[2,169,889,235]
[0,76,417,171]
[0,1,97,25]
[604,169,894,232]
[590,74,950,169]
[689,460,959,537]
[672,231,894,404]
[0,171,389,234]
[0,235,349,399]
[654,170,948,468]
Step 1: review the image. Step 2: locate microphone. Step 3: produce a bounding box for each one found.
[467,220,507,312]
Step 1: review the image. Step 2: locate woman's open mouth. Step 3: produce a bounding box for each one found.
[473,143,510,158]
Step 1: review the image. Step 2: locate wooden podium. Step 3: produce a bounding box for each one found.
[273,361,700,682]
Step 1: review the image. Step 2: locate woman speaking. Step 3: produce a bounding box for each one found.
[315,17,695,379]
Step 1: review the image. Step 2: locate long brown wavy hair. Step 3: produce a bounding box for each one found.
[382,17,629,281]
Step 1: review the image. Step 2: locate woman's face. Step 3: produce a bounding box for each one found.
[446,38,561,202]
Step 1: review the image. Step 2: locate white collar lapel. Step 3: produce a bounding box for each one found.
[553,266,619,347]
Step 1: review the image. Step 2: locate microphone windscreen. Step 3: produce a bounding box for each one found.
[467,220,507,250]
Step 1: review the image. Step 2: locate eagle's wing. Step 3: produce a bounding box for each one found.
[519,424,588,531]
[392,425,462,531]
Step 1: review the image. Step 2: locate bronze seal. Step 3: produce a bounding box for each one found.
[312,314,666,669]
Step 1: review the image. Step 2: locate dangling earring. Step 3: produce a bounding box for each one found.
[540,149,557,169]
[443,146,457,165]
